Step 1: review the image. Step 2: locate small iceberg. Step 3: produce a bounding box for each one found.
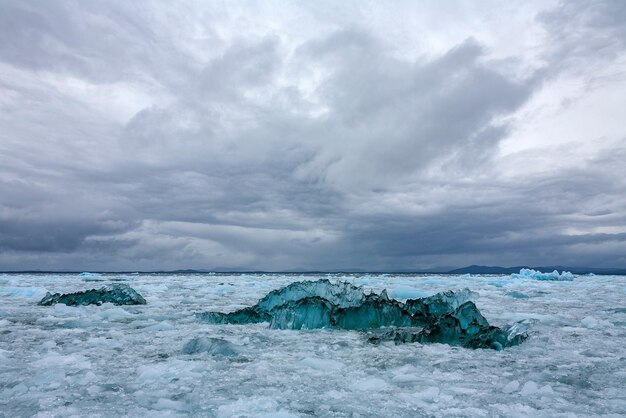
[182,337,239,356]
[38,284,147,306]
[197,280,528,350]
[511,268,574,281]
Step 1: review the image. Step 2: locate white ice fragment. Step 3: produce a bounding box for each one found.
[539,384,554,395]
[416,386,440,402]
[581,316,599,328]
[5,383,28,396]
[33,352,92,370]
[580,316,611,329]
[493,403,539,416]
[502,380,520,394]
[86,385,102,396]
[352,377,389,391]
[216,397,300,418]
[41,341,56,350]
[152,398,188,411]
[392,374,421,384]
[134,284,169,293]
[300,357,345,371]
[144,321,174,331]
[520,381,539,396]
[98,306,133,321]
[0,348,10,363]
[73,370,97,386]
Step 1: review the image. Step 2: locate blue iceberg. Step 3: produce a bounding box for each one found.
[511,268,574,281]
[197,280,528,350]
[38,284,147,306]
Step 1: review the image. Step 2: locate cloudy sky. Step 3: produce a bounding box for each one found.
[1,0,625,271]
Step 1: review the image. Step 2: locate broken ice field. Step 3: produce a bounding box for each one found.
[1,271,625,416]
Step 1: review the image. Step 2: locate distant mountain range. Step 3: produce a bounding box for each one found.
[3,265,626,275]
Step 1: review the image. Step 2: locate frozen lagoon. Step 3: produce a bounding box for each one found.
[1,272,625,417]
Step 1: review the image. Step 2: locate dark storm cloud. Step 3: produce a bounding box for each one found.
[1,1,625,270]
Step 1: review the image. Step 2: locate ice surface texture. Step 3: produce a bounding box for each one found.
[4,272,626,417]
[38,284,147,306]
[198,280,525,349]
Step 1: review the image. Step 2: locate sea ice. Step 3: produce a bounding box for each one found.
[38,284,147,306]
[3,272,625,417]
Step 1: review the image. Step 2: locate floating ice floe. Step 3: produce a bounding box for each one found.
[197,280,528,350]
[511,268,574,281]
[38,284,147,306]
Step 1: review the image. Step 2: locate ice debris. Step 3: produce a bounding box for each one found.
[38,284,147,306]
[182,337,239,356]
[197,280,528,350]
[511,268,574,281]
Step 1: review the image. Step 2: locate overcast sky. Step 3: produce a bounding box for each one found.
[1,0,626,271]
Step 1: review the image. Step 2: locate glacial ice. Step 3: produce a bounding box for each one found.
[368,301,528,350]
[511,268,574,281]
[256,279,367,311]
[182,337,239,356]
[196,306,271,324]
[266,291,416,330]
[404,288,477,322]
[198,280,523,349]
[38,284,147,306]
[330,291,414,330]
[268,297,335,330]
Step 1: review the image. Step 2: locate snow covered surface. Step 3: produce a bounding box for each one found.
[1,272,625,417]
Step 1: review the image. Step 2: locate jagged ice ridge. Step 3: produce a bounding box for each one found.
[197,279,529,350]
[38,284,147,306]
